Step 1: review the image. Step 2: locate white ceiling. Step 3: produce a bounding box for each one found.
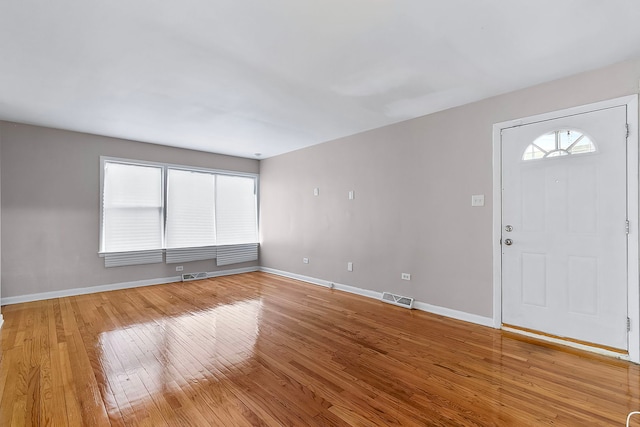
[1,1,640,159]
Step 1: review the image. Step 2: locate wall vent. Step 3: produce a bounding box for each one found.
[182,272,207,282]
[381,292,414,309]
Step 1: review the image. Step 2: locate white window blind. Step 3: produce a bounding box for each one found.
[104,250,164,267]
[216,175,258,245]
[165,246,217,264]
[166,168,216,248]
[100,157,259,267]
[102,162,163,253]
[216,243,259,266]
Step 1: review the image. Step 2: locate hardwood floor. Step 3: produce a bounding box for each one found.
[1,272,640,426]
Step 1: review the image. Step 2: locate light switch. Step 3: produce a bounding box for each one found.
[314,188,319,196]
[471,194,485,207]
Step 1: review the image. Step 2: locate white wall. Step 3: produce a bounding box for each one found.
[0,122,259,300]
[259,58,640,319]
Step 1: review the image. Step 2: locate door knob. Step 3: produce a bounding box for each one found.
[504,238,513,246]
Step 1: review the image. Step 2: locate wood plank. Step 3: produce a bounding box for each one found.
[1,271,640,425]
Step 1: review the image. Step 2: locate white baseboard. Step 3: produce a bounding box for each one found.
[412,301,494,327]
[1,266,495,330]
[333,282,382,300]
[260,267,334,288]
[1,266,260,306]
[1,276,181,305]
[207,266,259,278]
[259,267,493,328]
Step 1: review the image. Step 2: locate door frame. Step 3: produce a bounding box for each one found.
[492,95,639,363]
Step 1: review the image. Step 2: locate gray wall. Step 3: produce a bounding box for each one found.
[260,58,640,319]
[0,122,259,299]
[2,58,639,311]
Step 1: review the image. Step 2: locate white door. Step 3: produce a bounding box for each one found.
[501,106,628,350]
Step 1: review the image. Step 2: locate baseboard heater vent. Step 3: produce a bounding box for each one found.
[381,292,414,309]
[182,272,207,282]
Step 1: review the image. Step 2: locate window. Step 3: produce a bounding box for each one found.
[100,158,258,267]
[522,129,596,161]
[102,162,163,252]
[166,169,216,249]
[216,175,258,245]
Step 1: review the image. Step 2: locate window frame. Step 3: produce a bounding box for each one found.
[521,129,598,161]
[99,156,259,259]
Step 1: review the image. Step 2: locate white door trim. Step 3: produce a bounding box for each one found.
[492,95,639,363]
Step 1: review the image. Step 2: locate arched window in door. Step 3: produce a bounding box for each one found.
[522,129,596,161]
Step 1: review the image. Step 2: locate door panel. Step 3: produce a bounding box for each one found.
[501,106,628,350]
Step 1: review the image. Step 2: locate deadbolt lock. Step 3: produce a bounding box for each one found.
[505,225,513,232]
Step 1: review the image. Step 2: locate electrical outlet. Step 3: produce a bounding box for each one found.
[347,261,353,271]
[471,195,485,207]
[401,273,411,281]
[303,257,309,264]
[176,266,184,272]
[313,188,319,196]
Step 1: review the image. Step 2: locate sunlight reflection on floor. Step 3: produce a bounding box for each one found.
[96,299,262,416]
